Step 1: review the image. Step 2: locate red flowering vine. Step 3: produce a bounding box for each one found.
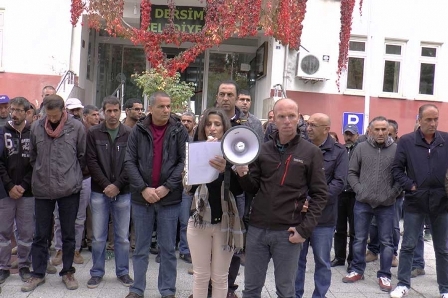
[70,0,362,84]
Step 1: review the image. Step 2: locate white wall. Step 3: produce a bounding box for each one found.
[269,0,448,101]
[0,0,74,75]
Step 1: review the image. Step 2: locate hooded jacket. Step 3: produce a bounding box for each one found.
[0,121,33,198]
[238,132,328,239]
[30,115,86,200]
[125,114,188,206]
[348,136,401,208]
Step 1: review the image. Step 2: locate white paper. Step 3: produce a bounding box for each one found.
[185,141,222,185]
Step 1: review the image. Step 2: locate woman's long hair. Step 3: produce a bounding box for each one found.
[197,108,232,141]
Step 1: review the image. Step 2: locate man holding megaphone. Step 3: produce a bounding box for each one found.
[234,98,328,298]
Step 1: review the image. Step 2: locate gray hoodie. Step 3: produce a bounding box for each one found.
[348,136,401,208]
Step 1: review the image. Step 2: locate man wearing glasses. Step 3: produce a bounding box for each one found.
[123,98,144,128]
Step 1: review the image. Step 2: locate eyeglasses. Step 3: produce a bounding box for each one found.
[307,123,328,129]
[10,108,26,113]
[129,108,145,112]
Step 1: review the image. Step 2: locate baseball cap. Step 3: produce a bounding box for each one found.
[344,124,359,134]
[0,95,10,104]
[65,98,84,110]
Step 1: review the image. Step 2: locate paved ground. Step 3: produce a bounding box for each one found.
[0,237,440,297]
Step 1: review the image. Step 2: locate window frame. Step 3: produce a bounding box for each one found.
[416,43,439,99]
[381,41,406,96]
[344,37,367,95]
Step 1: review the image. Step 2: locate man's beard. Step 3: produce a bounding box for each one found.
[73,115,82,121]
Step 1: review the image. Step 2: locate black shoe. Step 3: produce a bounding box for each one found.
[19,267,31,282]
[179,253,192,263]
[330,259,345,267]
[117,274,134,287]
[87,276,103,289]
[155,253,161,263]
[150,244,159,255]
[0,269,10,284]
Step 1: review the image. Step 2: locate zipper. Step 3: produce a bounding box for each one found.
[280,154,292,185]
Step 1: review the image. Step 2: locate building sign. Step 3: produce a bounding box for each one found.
[342,112,364,135]
[149,5,205,34]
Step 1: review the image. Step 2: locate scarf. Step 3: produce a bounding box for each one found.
[45,111,68,138]
[191,182,245,252]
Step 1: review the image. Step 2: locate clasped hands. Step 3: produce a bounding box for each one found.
[141,185,170,204]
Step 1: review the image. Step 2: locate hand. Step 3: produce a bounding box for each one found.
[155,185,170,199]
[103,184,120,198]
[411,185,417,191]
[142,187,160,203]
[301,200,309,213]
[9,185,24,200]
[235,165,249,177]
[288,227,306,244]
[206,136,217,142]
[209,155,226,173]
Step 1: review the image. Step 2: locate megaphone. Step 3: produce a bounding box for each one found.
[221,126,260,165]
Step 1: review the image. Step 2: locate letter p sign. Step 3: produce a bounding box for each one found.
[343,112,364,135]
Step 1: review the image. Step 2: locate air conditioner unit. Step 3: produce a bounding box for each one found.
[296,52,330,81]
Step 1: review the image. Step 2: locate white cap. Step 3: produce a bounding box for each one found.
[65,98,84,110]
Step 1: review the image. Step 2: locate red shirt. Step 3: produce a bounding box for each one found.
[150,123,168,188]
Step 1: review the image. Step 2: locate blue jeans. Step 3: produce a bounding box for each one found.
[32,193,79,278]
[179,191,192,255]
[295,226,334,298]
[351,201,394,279]
[243,225,302,298]
[368,197,403,255]
[130,202,180,297]
[397,212,448,292]
[90,192,131,277]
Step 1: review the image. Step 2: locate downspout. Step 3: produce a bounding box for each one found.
[282,44,289,93]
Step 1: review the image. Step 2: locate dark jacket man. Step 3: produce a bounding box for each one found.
[316,135,348,226]
[87,122,131,194]
[393,129,448,214]
[238,132,328,239]
[125,114,187,206]
[0,122,33,198]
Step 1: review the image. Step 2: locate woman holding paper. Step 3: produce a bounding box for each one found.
[186,108,245,298]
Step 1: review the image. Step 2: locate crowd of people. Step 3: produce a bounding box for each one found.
[0,80,447,298]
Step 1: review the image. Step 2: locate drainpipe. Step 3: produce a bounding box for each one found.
[282,44,289,94]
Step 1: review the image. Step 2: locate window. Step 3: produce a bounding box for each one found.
[382,42,405,93]
[418,45,438,95]
[346,40,366,90]
[0,9,4,70]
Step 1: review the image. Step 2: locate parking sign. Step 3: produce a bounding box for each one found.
[342,112,364,135]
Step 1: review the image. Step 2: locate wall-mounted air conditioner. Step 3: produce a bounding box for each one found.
[296,52,330,81]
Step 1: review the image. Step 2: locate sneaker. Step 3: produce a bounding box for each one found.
[19,267,32,282]
[390,285,409,298]
[62,272,79,290]
[441,294,448,298]
[411,268,425,278]
[379,276,392,292]
[179,253,192,263]
[0,269,10,284]
[342,271,364,283]
[73,251,84,264]
[149,244,159,255]
[365,250,378,262]
[117,274,134,287]
[46,261,57,274]
[392,255,399,267]
[87,276,103,289]
[51,250,63,266]
[21,276,45,292]
[125,293,143,298]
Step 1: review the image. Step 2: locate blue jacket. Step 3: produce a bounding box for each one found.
[316,135,348,226]
[392,129,448,214]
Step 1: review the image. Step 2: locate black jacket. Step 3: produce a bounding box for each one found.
[87,122,131,194]
[125,114,188,206]
[316,135,348,227]
[0,121,33,198]
[238,132,328,239]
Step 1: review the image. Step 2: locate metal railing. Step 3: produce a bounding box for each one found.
[56,70,76,94]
